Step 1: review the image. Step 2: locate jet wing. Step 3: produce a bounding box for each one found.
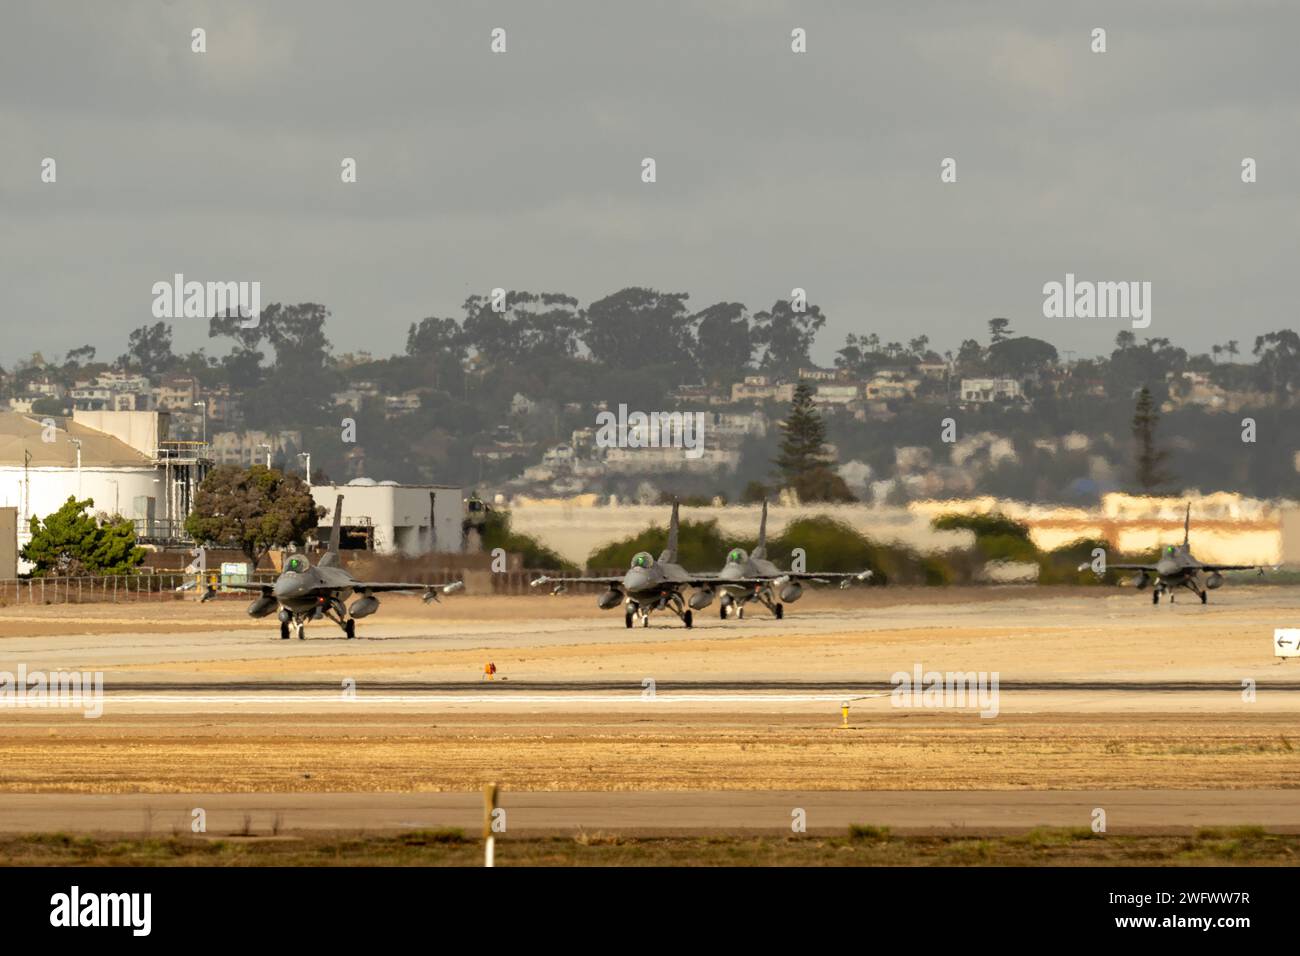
[1197,564,1266,573]
[708,571,873,589]
[780,570,873,586]
[200,582,271,602]
[531,575,624,590]
[1103,564,1160,571]
[352,580,465,603]
[353,581,442,592]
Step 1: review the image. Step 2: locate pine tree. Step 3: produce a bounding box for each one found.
[774,383,826,480]
[773,383,855,502]
[1132,386,1169,492]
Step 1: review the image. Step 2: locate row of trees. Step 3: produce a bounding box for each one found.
[11,298,1300,411]
[5,290,1299,499]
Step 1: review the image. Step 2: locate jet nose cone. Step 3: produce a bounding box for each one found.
[273,576,302,600]
[1156,558,1179,577]
[623,568,652,592]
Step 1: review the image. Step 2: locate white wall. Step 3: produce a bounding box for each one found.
[311,484,463,555]
[71,410,167,457]
[0,465,168,564]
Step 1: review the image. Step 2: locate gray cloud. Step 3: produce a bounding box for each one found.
[1,0,1296,367]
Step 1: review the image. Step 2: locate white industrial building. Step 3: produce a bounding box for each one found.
[0,410,205,564]
[310,479,464,555]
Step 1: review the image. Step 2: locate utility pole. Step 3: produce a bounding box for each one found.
[68,438,82,495]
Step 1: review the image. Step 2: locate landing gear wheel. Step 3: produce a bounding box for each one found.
[345,619,356,639]
[684,610,693,629]
[774,603,784,620]
[1152,589,1160,605]
[1199,591,1207,605]
[642,613,649,628]
[737,606,745,620]
[296,623,306,640]
[720,604,728,620]
[625,610,634,629]
[280,621,290,640]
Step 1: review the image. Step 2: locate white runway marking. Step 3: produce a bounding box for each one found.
[99,693,894,705]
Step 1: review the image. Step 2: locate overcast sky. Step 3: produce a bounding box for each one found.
[2,0,1297,370]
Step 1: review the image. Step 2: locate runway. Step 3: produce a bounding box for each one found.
[88,678,1300,692]
[2,589,1297,799]
[0,790,1295,836]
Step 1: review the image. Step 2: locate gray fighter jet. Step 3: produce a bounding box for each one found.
[1084,504,1265,605]
[707,500,872,619]
[530,501,731,629]
[202,494,464,639]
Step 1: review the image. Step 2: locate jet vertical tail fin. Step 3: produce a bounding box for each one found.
[753,499,768,559]
[319,494,344,567]
[659,500,680,564]
[330,494,343,553]
[1184,502,1191,548]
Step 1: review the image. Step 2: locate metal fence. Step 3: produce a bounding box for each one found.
[0,569,612,604]
[493,569,623,595]
[0,573,276,605]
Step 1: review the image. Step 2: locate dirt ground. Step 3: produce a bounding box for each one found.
[0,710,1296,794]
[6,828,1297,867]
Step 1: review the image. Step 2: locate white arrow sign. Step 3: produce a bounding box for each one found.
[1274,628,1300,658]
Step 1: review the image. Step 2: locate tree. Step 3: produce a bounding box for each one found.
[21,496,146,576]
[64,344,97,368]
[988,317,1013,344]
[986,336,1058,377]
[691,301,753,385]
[773,383,855,502]
[753,299,826,377]
[583,287,694,374]
[1132,386,1169,493]
[1253,330,1300,401]
[185,464,323,567]
[406,315,467,361]
[119,322,175,376]
[461,291,585,366]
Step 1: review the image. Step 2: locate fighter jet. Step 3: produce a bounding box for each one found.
[705,500,872,619]
[1083,504,1266,605]
[530,501,731,628]
[202,494,464,639]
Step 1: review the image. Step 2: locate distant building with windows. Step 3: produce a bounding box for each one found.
[961,378,1024,404]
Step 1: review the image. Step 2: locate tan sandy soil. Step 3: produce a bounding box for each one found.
[0,710,1296,794]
